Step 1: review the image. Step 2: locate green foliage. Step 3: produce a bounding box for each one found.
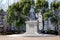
[50,1,60,24]
[7,0,34,27]
[0,8,3,12]
[35,0,48,13]
[22,3,31,16]
[51,2,60,10]
[43,11,53,20]
[0,8,4,15]
[43,10,59,24]
[50,15,59,24]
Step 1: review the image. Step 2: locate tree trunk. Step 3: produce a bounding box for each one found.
[55,24,58,31]
[54,23,58,32]
[42,14,44,32]
[18,27,20,33]
[47,19,49,30]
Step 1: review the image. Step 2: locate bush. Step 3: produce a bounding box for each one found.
[40,30,58,35]
[47,30,58,35]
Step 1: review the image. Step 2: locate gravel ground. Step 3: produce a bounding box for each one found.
[0,35,60,40]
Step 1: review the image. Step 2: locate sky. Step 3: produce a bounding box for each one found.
[0,0,54,11]
[0,0,19,11]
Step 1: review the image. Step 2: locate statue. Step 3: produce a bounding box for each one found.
[29,6,36,20]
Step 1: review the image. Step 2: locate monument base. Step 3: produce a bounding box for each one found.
[7,33,55,37]
[25,20,40,36]
[23,33,40,36]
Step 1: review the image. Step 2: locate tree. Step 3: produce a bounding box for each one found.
[43,11,53,30]
[35,0,48,31]
[50,1,60,32]
[7,0,34,29]
[0,8,3,15]
[51,2,59,10]
[0,8,7,33]
[50,15,59,31]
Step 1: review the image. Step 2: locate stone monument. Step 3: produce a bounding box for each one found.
[24,6,40,36]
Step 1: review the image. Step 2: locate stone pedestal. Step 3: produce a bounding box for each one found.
[24,20,40,36]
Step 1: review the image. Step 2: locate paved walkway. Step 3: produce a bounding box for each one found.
[0,35,60,40]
